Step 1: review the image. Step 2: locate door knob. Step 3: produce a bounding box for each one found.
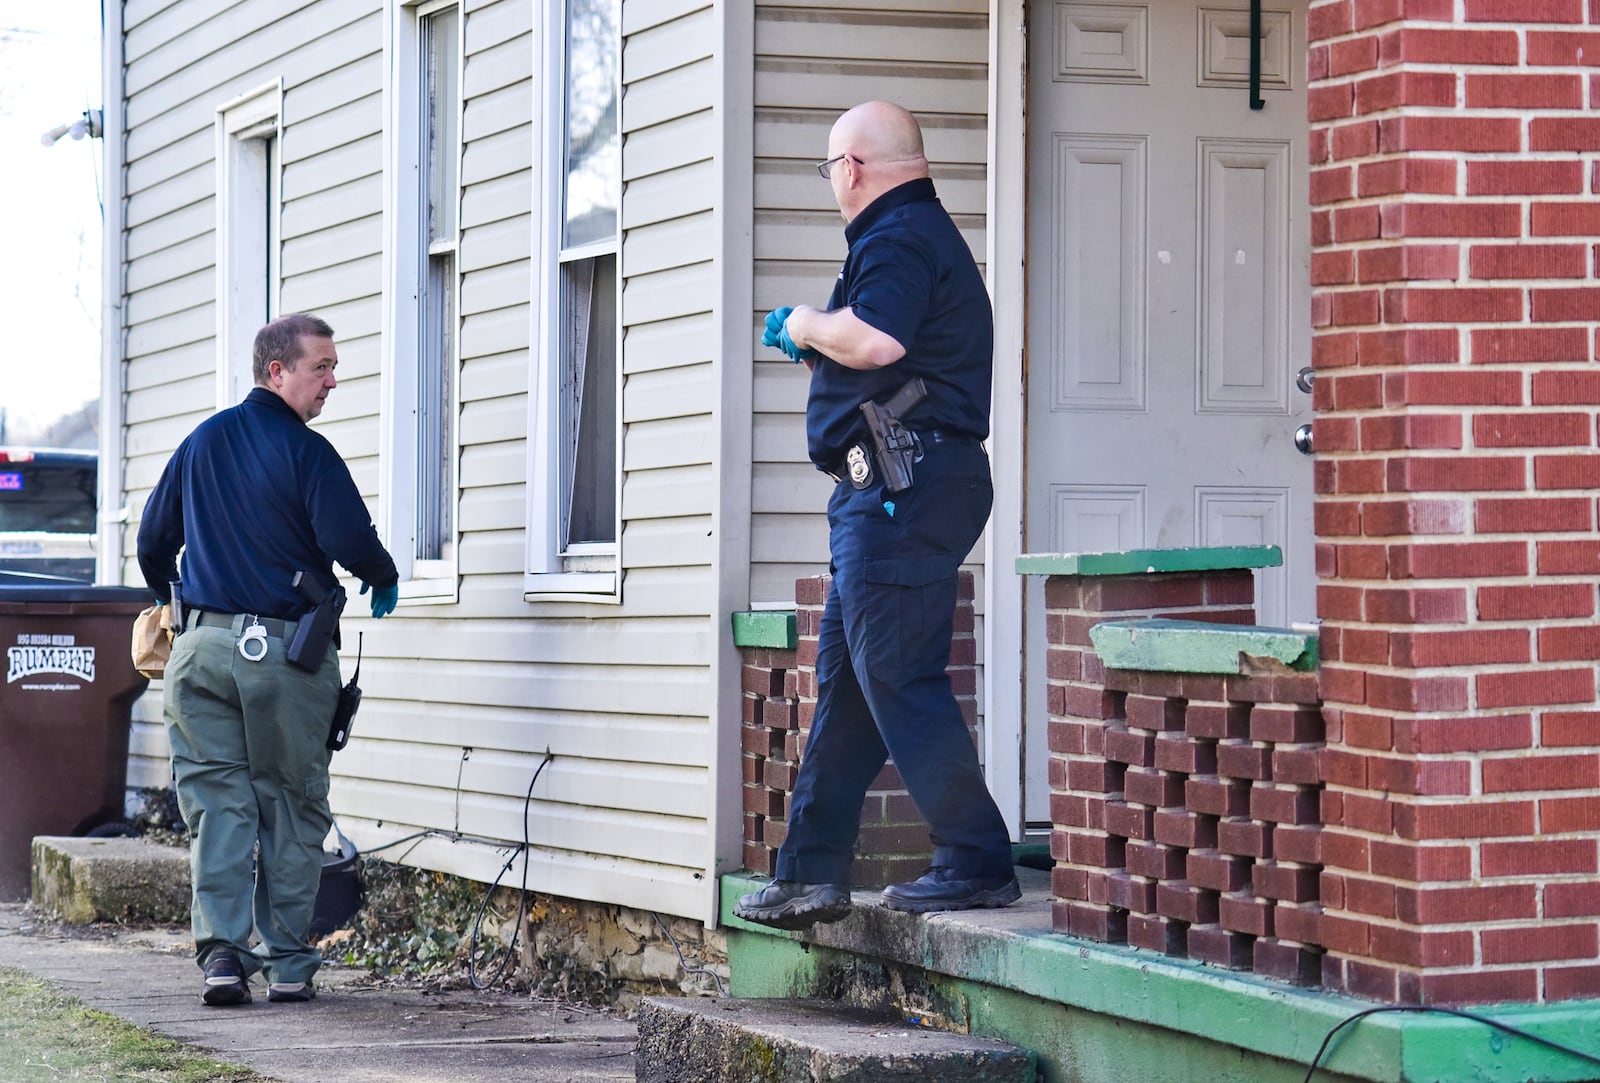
[1294,424,1314,455]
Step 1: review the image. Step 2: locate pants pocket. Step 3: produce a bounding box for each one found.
[862,554,957,684]
[291,772,333,850]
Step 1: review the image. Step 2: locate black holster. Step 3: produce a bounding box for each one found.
[287,571,346,672]
[858,377,928,493]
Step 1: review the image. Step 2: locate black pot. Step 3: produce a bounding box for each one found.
[309,834,362,941]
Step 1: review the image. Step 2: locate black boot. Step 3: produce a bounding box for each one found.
[881,868,1021,913]
[733,880,851,930]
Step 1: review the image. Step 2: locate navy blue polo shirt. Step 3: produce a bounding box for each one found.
[804,177,993,470]
[137,387,398,620]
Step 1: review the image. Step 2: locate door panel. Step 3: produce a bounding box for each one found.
[1198,139,1291,412]
[1051,134,1147,409]
[1021,0,1312,825]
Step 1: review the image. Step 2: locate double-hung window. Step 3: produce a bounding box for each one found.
[529,0,620,595]
[215,81,282,409]
[387,0,461,596]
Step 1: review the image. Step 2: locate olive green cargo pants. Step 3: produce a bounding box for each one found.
[164,614,339,985]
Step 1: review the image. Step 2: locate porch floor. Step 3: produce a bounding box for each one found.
[719,868,1600,1083]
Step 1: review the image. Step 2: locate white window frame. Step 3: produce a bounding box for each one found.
[525,0,622,600]
[215,80,282,410]
[383,0,463,602]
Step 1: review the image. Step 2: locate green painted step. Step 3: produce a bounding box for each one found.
[721,872,1600,1083]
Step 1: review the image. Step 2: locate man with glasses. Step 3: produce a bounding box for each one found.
[736,101,1019,929]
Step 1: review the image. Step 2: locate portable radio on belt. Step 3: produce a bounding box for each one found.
[327,632,362,752]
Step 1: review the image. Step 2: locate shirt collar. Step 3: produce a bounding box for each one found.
[844,177,937,247]
[245,385,304,424]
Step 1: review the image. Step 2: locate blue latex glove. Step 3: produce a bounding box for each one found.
[762,306,817,363]
[361,581,399,619]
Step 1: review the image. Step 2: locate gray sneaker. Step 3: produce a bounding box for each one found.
[267,981,316,1003]
[734,880,851,930]
[201,950,251,1006]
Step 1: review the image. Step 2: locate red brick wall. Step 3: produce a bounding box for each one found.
[1046,570,1327,984]
[1310,0,1600,1003]
[739,572,978,888]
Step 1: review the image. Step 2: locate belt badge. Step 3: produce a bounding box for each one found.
[846,444,872,488]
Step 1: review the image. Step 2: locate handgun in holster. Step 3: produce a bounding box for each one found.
[287,571,346,672]
[858,376,928,493]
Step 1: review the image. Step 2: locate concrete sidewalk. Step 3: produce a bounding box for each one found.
[0,903,638,1082]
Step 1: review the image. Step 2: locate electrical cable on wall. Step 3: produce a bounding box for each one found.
[453,747,472,835]
[360,752,726,999]
[350,749,556,991]
[468,749,555,990]
[1303,1004,1600,1082]
[651,912,727,997]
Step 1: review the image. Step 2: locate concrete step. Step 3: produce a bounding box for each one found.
[635,996,1036,1083]
[31,835,191,924]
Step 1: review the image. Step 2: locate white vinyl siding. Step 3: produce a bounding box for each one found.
[116,0,986,923]
[116,0,725,919]
[749,0,990,606]
[358,0,718,918]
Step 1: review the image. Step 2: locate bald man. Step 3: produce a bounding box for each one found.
[736,101,1019,929]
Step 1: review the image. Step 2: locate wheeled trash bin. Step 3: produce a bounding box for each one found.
[0,584,151,899]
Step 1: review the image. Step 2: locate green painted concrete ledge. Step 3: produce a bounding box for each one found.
[1015,544,1282,578]
[1091,618,1318,674]
[720,872,1600,1083]
[731,610,797,649]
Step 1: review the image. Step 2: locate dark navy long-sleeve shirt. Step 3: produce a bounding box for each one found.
[805,177,994,470]
[137,387,398,620]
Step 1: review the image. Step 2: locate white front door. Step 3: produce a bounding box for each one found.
[1021,0,1313,825]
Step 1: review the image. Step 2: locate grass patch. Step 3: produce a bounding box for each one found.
[0,966,272,1082]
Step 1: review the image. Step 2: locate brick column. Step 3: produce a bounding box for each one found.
[1042,562,1258,942]
[740,643,800,878]
[1310,1,1600,1003]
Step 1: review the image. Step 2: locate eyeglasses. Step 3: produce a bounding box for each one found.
[815,154,861,180]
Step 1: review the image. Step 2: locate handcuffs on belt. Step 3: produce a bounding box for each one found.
[238,619,269,662]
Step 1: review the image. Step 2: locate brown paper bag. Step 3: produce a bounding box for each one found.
[131,603,174,678]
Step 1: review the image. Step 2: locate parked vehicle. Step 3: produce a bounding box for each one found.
[0,448,97,583]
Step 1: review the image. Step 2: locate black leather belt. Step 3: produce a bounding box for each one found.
[193,610,296,638]
[824,429,978,482]
[920,429,979,447]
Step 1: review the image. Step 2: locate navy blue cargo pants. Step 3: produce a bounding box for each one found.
[775,437,1015,885]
